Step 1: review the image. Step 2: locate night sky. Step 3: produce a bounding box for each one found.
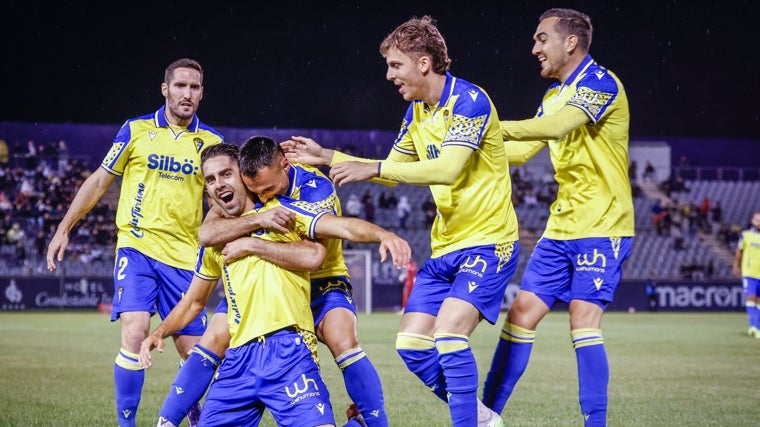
[2,1,758,140]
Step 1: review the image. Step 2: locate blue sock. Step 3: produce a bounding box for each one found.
[435,333,477,427]
[337,347,388,427]
[572,328,608,427]
[159,344,222,426]
[482,322,535,413]
[114,348,145,427]
[395,333,448,401]
[753,304,760,329]
[746,301,756,328]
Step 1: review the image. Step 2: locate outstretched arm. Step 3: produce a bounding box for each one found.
[314,214,412,269]
[330,145,473,187]
[138,275,218,368]
[198,204,294,247]
[503,140,548,166]
[47,167,116,271]
[501,105,588,141]
[281,136,412,187]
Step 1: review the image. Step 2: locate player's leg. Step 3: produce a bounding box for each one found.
[482,239,564,415]
[395,259,448,402]
[111,248,159,427]
[436,243,518,426]
[312,278,388,427]
[114,311,152,427]
[743,278,760,336]
[154,262,208,426]
[158,311,229,426]
[568,237,632,427]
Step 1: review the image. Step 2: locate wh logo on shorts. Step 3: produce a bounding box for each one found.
[286,374,320,403]
[576,249,606,273]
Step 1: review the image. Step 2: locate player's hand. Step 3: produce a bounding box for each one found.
[138,334,165,369]
[329,161,379,187]
[257,207,294,234]
[46,232,70,271]
[221,237,260,264]
[378,232,412,269]
[281,136,333,166]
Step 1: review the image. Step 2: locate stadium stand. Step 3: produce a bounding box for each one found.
[1,128,757,288]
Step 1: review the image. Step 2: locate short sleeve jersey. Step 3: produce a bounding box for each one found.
[286,163,349,279]
[392,72,519,257]
[737,227,760,279]
[195,196,328,348]
[101,105,223,269]
[536,55,634,239]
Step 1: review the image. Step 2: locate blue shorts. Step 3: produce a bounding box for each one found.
[200,328,335,427]
[405,242,519,324]
[111,247,206,336]
[215,295,228,314]
[743,277,760,297]
[310,276,357,326]
[520,237,633,308]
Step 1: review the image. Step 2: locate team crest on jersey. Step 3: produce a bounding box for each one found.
[194,137,205,153]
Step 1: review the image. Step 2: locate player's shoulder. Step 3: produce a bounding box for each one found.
[196,120,224,141]
[292,164,335,203]
[450,75,494,116]
[578,62,622,93]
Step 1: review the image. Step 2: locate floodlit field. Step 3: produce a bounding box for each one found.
[1,311,758,426]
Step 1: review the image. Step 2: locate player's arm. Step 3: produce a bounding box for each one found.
[313,213,412,269]
[138,275,218,368]
[282,136,414,187]
[501,105,589,142]
[733,248,743,278]
[329,144,473,187]
[220,236,327,270]
[199,203,295,247]
[46,167,117,271]
[503,140,547,166]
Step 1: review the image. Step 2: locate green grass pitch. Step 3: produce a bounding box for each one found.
[1,311,758,426]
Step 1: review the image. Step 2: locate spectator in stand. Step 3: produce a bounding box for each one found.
[362,189,376,222]
[57,139,70,173]
[652,199,669,236]
[13,239,27,269]
[711,201,722,224]
[628,160,638,183]
[7,222,25,244]
[642,161,655,182]
[396,195,412,230]
[345,193,363,218]
[523,189,539,208]
[34,229,47,262]
[421,196,436,226]
[378,191,390,210]
[386,191,398,210]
